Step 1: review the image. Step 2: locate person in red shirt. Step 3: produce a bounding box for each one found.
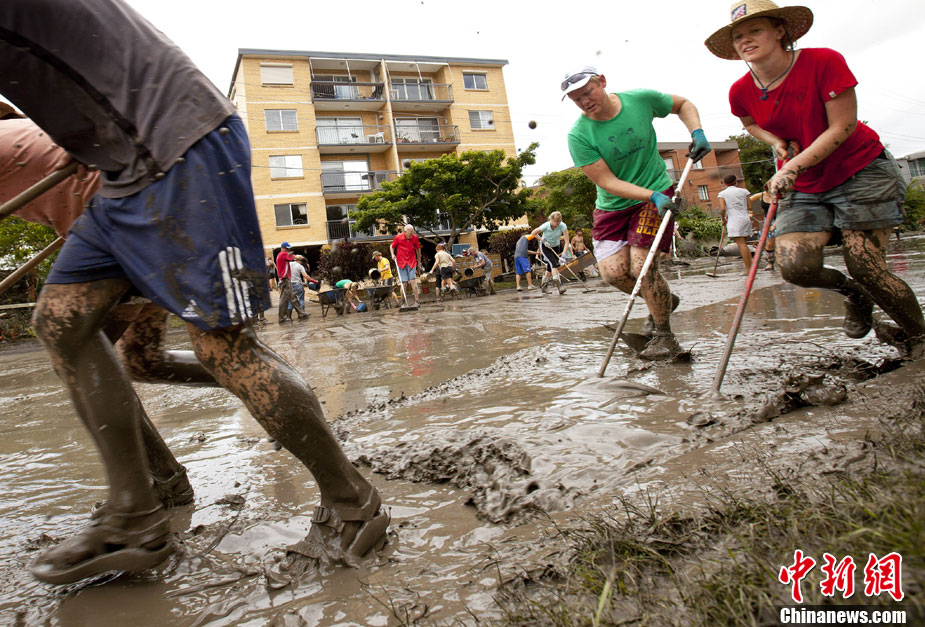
[275,242,309,323]
[390,224,423,306]
[705,0,924,358]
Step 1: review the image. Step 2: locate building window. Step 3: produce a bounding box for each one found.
[910,159,925,178]
[260,63,294,86]
[391,78,433,101]
[663,157,674,170]
[274,203,308,227]
[265,109,298,132]
[463,73,488,90]
[269,155,303,179]
[693,160,704,170]
[697,185,710,201]
[468,110,494,130]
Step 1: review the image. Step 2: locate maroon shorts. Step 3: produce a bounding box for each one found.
[592,187,675,254]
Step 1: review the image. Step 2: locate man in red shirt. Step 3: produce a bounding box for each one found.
[275,242,309,323]
[390,225,423,306]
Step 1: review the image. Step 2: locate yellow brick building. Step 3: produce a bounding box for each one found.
[228,50,521,258]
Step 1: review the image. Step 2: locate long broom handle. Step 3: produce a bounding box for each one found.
[598,158,693,378]
[0,161,79,221]
[710,201,778,394]
[0,237,65,299]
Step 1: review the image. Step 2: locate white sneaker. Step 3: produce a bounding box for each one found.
[516,286,523,292]
[527,285,536,291]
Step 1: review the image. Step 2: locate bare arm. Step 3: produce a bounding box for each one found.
[581,159,653,203]
[671,95,704,134]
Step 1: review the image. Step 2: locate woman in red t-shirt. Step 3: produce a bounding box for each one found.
[705,1,923,357]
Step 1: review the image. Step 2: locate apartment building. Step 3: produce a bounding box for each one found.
[658,141,744,213]
[228,50,519,256]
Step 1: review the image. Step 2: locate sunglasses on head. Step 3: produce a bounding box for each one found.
[561,72,598,92]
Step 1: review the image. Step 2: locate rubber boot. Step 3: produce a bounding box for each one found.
[839,278,874,339]
[642,293,681,338]
[764,250,776,271]
[639,331,683,361]
[541,275,549,294]
[556,276,567,295]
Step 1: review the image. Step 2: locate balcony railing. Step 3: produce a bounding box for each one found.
[311,81,385,102]
[320,170,396,194]
[390,82,453,102]
[316,124,392,146]
[326,219,378,241]
[395,125,459,145]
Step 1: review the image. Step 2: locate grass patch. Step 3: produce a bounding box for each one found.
[497,388,925,626]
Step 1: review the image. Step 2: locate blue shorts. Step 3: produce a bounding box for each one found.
[398,265,417,282]
[514,257,532,275]
[47,115,270,330]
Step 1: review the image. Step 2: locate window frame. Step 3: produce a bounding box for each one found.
[697,185,710,201]
[463,72,488,90]
[268,155,304,179]
[274,202,309,227]
[260,63,294,86]
[468,110,495,131]
[264,109,299,132]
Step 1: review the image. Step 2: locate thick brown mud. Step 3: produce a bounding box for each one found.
[2,236,923,625]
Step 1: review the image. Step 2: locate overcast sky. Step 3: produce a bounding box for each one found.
[123,0,925,183]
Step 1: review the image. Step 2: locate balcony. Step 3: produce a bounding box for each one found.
[320,170,396,199]
[311,81,386,111]
[316,124,393,154]
[389,83,454,113]
[326,219,380,241]
[395,125,460,153]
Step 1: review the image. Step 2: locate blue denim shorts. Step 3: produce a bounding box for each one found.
[397,265,417,282]
[514,257,532,275]
[774,151,906,237]
[47,115,270,330]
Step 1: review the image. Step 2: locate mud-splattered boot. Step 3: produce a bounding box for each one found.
[842,282,874,339]
[541,275,549,294]
[639,331,683,361]
[764,250,776,271]
[555,277,567,295]
[641,293,681,337]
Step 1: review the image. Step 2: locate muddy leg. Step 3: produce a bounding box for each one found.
[778,231,881,338]
[631,246,672,331]
[115,303,217,386]
[33,279,161,516]
[598,247,635,294]
[186,323,372,511]
[734,236,753,273]
[843,228,925,340]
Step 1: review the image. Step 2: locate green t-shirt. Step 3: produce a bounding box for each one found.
[567,89,673,211]
[335,279,353,289]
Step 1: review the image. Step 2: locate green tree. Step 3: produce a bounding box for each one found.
[0,216,58,296]
[351,144,538,246]
[902,179,925,232]
[728,132,776,193]
[532,167,597,230]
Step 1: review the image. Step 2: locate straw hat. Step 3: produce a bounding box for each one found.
[705,1,813,60]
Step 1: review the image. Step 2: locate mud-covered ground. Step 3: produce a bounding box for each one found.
[1,236,923,626]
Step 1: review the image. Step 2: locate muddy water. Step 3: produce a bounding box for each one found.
[2,236,923,625]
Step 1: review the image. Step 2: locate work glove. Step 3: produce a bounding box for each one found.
[649,191,679,218]
[687,129,712,163]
